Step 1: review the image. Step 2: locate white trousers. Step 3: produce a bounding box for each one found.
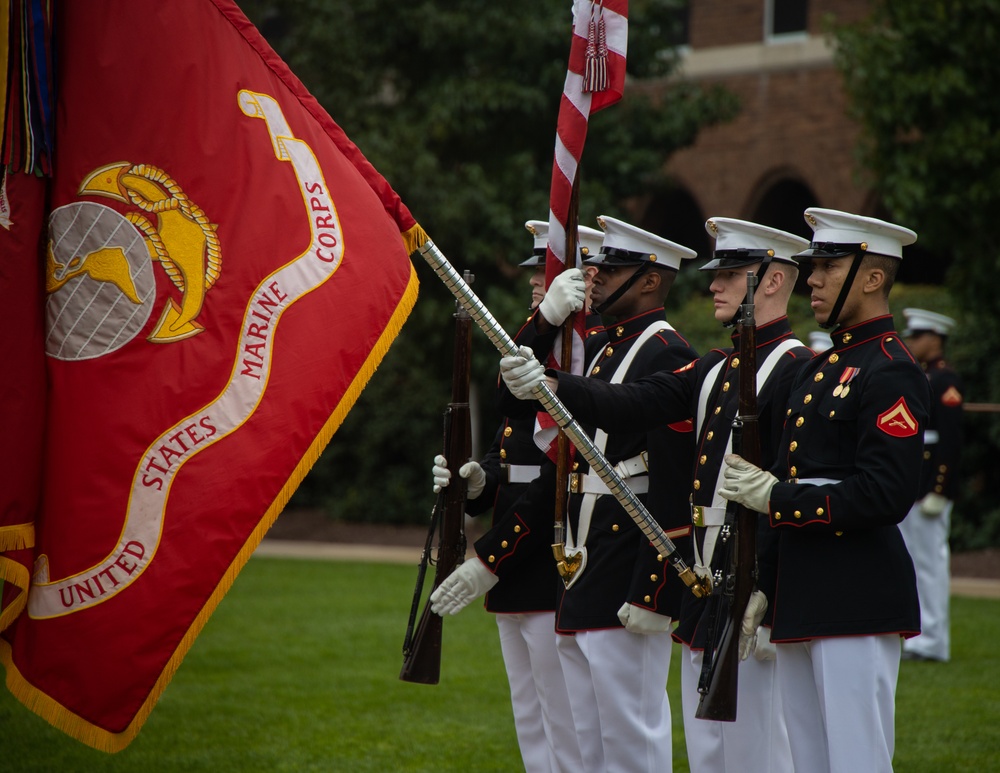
[777,635,901,773]
[679,643,792,773]
[497,613,583,773]
[898,499,952,660]
[555,628,672,773]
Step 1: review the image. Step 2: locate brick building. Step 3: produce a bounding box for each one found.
[638,0,940,283]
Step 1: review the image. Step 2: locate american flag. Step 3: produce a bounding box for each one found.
[536,0,627,456]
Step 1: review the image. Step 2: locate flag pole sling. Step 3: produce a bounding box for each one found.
[417,239,709,598]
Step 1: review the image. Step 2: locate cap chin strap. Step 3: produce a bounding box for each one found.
[723,255,774,328]
[819,251,867,330]
[593,264,650,315]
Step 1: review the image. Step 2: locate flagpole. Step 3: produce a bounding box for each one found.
[416,239,709,599]
[551,171,581,582]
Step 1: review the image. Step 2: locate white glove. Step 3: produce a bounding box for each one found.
[429,559,499,616]
[616,602,672,635]
[753,625,777,661]
[431,456,486,500]
[458,461,486,500]
[431,454,451,493]
[538,267,585,326]
[738,590,768,661]
[719,454,778,514]
[499,345,546,400]
[919,492,949,518]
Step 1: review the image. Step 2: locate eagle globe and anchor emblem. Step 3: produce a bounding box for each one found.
[45,162,222,360]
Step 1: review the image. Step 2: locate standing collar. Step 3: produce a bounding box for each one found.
[830,314,897,349]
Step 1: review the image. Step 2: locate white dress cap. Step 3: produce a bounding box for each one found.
[592,215,697,270]
[903,307,956,336]
[520,219,550,267]
[578,225,605,261]
[801,207,917,259]
[700,217,809,270]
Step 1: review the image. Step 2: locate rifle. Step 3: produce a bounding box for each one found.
[399,272,474,684]
[695,271,760,721]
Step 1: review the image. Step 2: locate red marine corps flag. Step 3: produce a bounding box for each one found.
[0,0,422,751]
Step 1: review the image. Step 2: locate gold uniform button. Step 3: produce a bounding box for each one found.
[828,353,839,364]
[605,346,614,357]
[714,406,722,415]
[723,381,731,392]
[937,474,945,482]
[843,333,853,343]
[514,525,522,533]
[795,417,805,427]
[500,449,507,459]
[935,485,944,493]
[804,394,812,404]
[616,326,625,337]
[835,531,844,537]
[644,595,652,603]
[829,410,836,418]
[504,426,513,437]
[790,465,798,477]
[794,510,802,519]
[612,524,620,532]
[707,431,714,440]
[790,441,798,452]
[731,357,740,368]
[573,461,580,471]
[787,408,792,417]
[650,574,658,582]
[501,540,508,548]
[694,480,701,490]
[886,337,894,343]
[817,507,825,516]
[924,451,932,460]
[657,554,664,562]
[814,373,824,382]
[700,455,708,465]
[591,366,601,375]
[774,512,782,520]
[488,555,496,563]
[939,464,948,473]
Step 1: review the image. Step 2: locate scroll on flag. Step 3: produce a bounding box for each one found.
[536,0,627,455]
[0,0,423,751]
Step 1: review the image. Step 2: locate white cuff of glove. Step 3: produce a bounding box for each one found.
[752,625,777,661]
[538,268,585,327]
[719,454,778,514]
[616,602,672,635]
[458,461,486,500]
[919,492,949,518]
[499,345,546,400]
[429,558,498,616]
[738,590,768,661]
[431,454,451,493]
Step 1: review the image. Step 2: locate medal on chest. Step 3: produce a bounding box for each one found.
[832,366,860,398]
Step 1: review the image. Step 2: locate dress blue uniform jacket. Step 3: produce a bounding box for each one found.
[552,317,812,647]
[763,315,929,641]
[917,356,963,501]
[475,307,698,631]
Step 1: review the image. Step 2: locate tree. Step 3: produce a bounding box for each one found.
[238,0,738,523]
[833,0,1000,548]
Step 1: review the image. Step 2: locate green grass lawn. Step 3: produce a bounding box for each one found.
[2,555,998,771]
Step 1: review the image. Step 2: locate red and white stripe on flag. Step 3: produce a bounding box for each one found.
[0,0,420,751]
[536,0,627,457]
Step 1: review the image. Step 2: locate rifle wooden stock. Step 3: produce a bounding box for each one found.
[399,279,473,685]
[696,273,761,721]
